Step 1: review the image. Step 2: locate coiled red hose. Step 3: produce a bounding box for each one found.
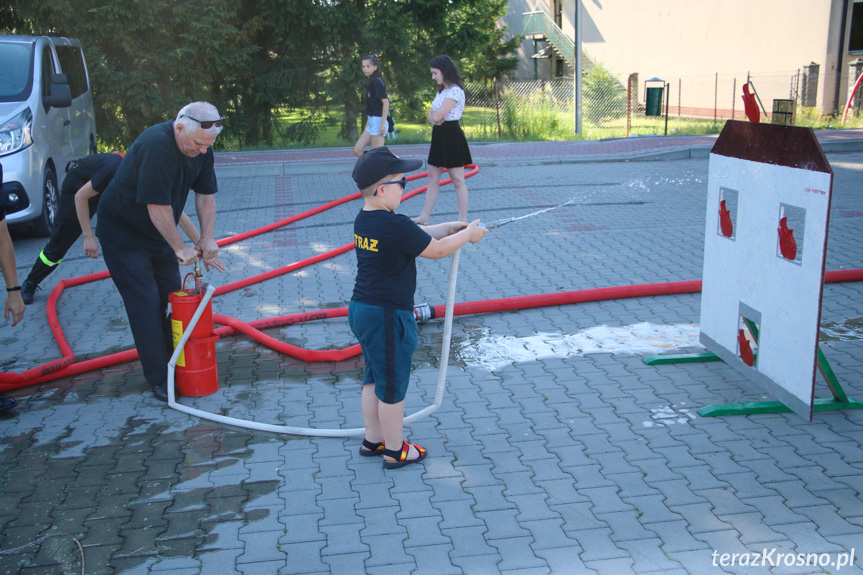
[2,163,862,390]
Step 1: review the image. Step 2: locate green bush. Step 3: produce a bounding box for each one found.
[499,83,570,139]
[583,63,626,125]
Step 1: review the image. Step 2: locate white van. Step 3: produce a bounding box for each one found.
[0,35,97,235]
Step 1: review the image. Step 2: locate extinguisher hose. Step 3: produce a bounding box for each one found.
[165,250,463,437]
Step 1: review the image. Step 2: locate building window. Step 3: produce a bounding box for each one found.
[850,1,863,53]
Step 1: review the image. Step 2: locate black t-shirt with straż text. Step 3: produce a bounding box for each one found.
[351,209,431,310]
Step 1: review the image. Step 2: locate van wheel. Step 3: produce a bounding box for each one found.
[32,166,58,237]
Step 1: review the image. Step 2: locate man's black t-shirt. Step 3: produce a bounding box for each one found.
[96,121,217,254]
[365,77,388,117]
[351,209,431,310]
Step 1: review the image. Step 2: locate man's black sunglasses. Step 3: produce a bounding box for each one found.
[182,114,224,129]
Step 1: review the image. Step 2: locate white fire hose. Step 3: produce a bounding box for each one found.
[167,248,462,437]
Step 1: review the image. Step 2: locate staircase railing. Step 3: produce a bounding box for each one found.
[523,10,576,68]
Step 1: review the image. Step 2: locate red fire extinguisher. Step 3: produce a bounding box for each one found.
[169,272,219,397]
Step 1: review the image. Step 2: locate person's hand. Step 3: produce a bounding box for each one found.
[83,236,99,259]
[448,221,468,236]
[380,124,387,136]
[175,245,198,266]
[195,238,219,261]
[202,256,226,273]
[5,292,24,327]
[466,219,488,243]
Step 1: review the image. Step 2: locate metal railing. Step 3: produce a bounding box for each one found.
[522,11,576,68]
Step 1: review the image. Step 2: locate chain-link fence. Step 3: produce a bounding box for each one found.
[225,66,863,151]
[456,65,863,143]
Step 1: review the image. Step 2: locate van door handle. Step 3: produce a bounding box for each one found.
[63,119,71,126]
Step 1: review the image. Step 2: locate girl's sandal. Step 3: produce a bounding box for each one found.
[359,438,385,457]
[382,440,427,469]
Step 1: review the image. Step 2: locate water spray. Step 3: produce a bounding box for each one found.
[479,197,579,232]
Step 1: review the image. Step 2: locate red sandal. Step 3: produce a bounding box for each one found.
[382,440,427,469]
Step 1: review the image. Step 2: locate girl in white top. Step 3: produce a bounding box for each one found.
[412,55,472,224]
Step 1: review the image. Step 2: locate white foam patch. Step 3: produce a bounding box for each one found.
[456,322,702,370]
[644,403,698,427]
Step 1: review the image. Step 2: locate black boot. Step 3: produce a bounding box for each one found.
[0,393,17,412]
[151,383,169,402]
[22,258,55,304]
[20,279,39,305]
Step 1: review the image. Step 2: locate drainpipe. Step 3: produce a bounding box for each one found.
[834,0,850,114]
[574,0,583,136]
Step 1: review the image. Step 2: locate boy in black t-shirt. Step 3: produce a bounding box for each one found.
[349,146,487,469]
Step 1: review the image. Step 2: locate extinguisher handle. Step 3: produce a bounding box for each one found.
[183,272,204,295]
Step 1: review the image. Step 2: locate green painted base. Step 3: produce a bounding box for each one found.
[642,348,861,418]
[698,397,863,417]
[643,352,722,365]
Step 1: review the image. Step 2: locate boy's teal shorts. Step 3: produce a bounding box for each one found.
[348,300,418,404]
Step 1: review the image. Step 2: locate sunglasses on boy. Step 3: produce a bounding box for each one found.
[181,114,224,129]
[379,178,407,190]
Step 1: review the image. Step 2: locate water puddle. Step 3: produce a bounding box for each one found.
[819,317,863,341]
[455,322,702,370]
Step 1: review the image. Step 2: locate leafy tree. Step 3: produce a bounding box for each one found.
[2,0,519,148]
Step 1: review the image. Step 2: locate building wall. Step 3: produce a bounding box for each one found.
[504,0,564,80]
[507,0,854,114]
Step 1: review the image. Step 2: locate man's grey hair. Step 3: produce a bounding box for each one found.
[175,101,223,134]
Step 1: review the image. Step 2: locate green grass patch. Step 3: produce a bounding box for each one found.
[210,102,863,153]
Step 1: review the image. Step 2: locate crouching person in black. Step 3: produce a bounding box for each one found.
[20,152,125,304]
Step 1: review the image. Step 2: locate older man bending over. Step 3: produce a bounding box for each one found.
[96,102,225,401]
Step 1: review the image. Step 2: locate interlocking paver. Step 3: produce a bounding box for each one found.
[2,136,863,574]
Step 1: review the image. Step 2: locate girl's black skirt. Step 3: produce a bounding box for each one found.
[428,120,472,168]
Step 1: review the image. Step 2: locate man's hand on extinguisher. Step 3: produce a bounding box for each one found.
[175,245,199,266]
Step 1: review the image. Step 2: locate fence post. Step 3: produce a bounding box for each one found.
[664,82,670,136]
[678,78,681,116]
[494,77,502,138]
[848,59,863,114]
[714,72,718,124]
[802,62,820,108]
[732,77,737,120]
[626,73,632,137]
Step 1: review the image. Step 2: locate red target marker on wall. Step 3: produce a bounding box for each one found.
[778,216,797,260]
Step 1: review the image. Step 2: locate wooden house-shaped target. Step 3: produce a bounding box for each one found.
[699,121,833,420]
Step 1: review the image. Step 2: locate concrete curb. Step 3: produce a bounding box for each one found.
[214,137,863,179]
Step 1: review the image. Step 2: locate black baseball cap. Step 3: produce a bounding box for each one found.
[352,146,423,189]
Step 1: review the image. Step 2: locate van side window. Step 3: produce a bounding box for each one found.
[40,46,56,100]
[56,46,89,98]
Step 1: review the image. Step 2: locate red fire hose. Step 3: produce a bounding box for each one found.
[2,163,863,391]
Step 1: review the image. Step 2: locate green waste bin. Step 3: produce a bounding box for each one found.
[646,86,664,116]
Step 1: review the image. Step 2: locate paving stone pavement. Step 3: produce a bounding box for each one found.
[2,133,863,574]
